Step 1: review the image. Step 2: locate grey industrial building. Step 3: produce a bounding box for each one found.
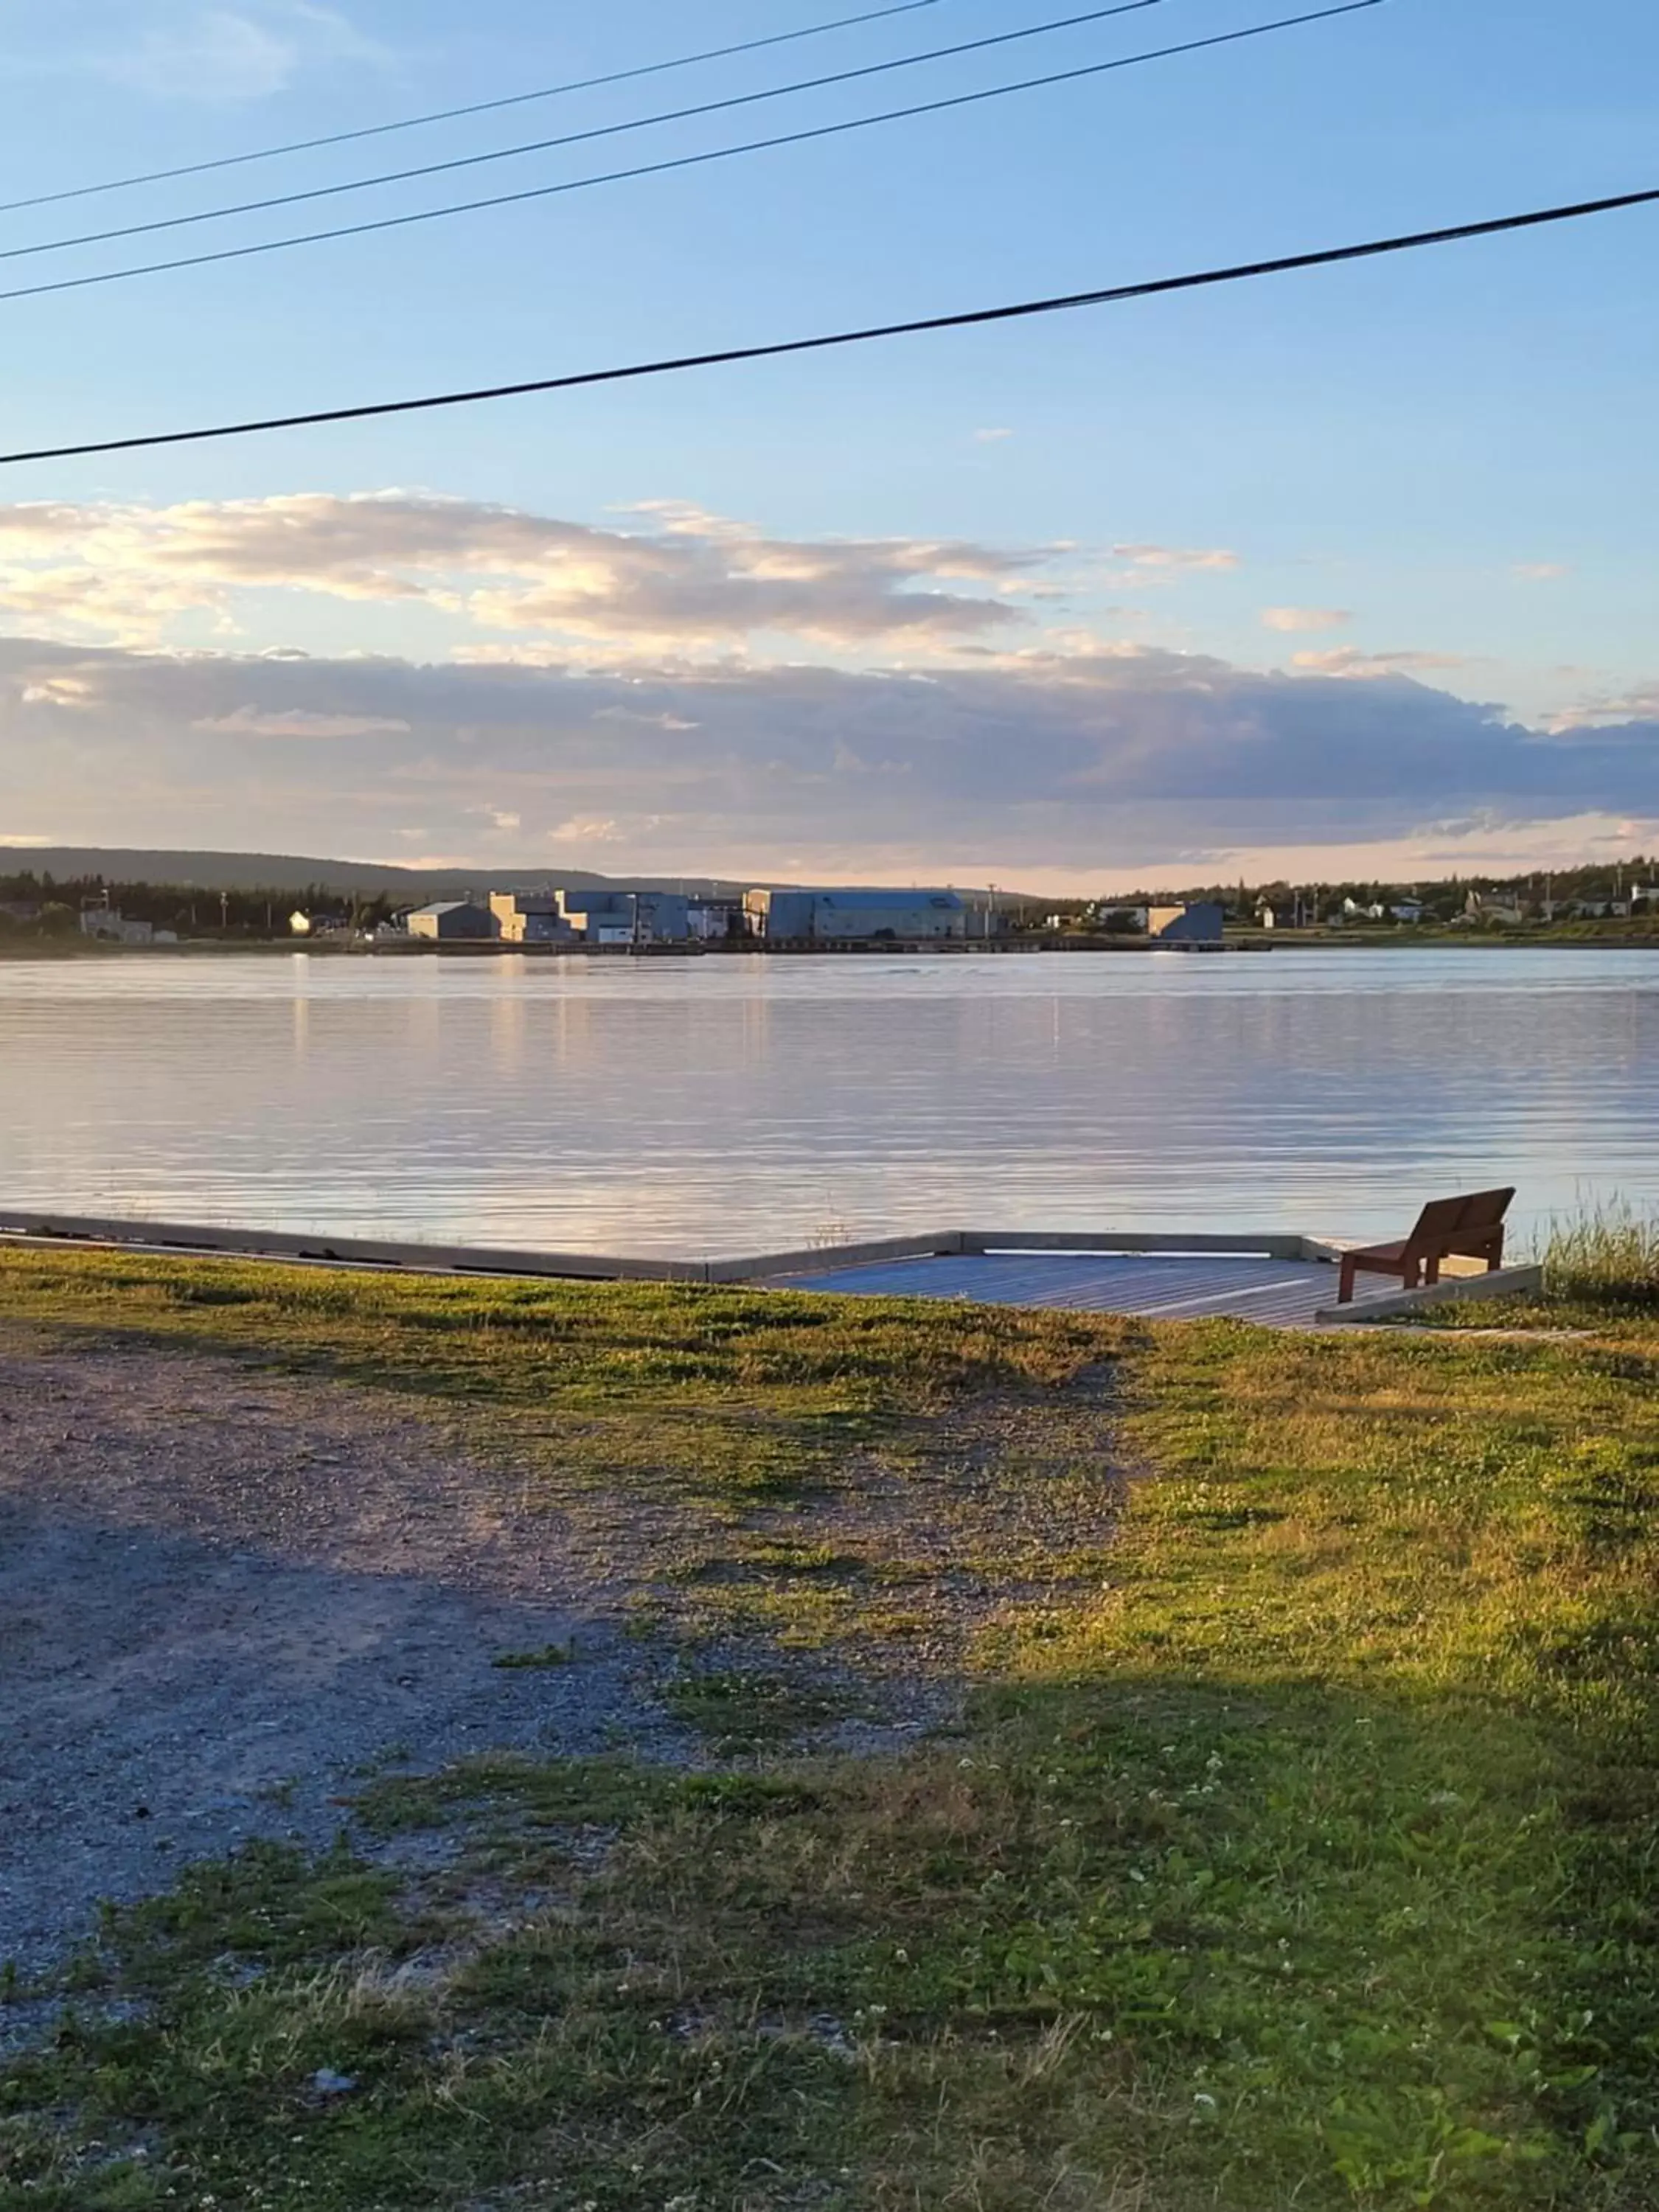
[1147,901,1225,945]
[489,891,577,945]
[743,888,967,943]
[556,889,691,944]
[407,900,496,942]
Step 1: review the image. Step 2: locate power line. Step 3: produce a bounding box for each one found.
[0,0,948,218]
[0,4,1382,307]
[3,185,1650,470]
[1,0,1174,267]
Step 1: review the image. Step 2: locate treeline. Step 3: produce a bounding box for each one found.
[0,871,403,939]
[1061,858,1658,923]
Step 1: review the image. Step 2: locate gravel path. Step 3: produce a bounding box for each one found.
[0,1335,668,1983]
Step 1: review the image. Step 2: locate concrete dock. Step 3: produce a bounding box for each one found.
[776,1249,1359,1326]
[0,1208,1543,1327]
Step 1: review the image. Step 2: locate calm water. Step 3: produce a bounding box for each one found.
[1,948,1655,1258]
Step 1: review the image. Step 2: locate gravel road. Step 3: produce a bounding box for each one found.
[0,1334,666,1983]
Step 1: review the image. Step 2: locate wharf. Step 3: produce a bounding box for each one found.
[0,1211,1542,1328]
[776,1249,1348,1326]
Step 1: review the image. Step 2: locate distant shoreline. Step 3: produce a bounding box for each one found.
[4,930,1658,962]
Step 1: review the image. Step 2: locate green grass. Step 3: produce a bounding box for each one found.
[1,1248,1655,2210]
[661,1666,855,1751]
[1419,1204,1659,1337]
[1542,1202,1659,1311]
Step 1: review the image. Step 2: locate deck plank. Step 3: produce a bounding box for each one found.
[776,1251,1377,1327]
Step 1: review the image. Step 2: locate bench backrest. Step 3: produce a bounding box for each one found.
[1406,1188,1514,1253]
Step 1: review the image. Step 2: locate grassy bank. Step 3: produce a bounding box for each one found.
[0,1246,1655,2210]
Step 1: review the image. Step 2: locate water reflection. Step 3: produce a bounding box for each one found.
[1,949,1655,1255]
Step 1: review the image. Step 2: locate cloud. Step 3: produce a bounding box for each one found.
[0,491,1043,652]
[5,632,1658,879]
[1290,647,1470,678]
[1,3,385,101]
[1112,544,1240,572]
[1545,678,1659,732]
[1513,562,1569,582]
[19,675,94,708]
[192,706,411,738]
[973,428,1015,443]
[1262,607,1353,633]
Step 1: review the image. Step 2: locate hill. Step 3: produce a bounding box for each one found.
[1,849,752,900]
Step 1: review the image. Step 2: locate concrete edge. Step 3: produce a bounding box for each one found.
[0,1208,1466,1297]
[1315,1262,1544,1325]
[962,1229,1312,1260]
[0,1210,712,1284]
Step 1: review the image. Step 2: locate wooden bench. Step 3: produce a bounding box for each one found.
[1336,1189,1514,1304]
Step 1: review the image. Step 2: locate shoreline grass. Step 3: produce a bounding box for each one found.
[1541,1200,1659,1311]
[1,1248,1655,2210]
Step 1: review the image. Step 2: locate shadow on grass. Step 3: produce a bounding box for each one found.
[4,1665,1652,2212]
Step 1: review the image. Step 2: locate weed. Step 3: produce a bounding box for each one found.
[490,1642,576,1670]
[662,1668,852,1750]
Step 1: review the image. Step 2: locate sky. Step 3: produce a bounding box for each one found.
[0,0,1655,893]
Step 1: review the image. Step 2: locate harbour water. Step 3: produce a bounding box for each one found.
[1,947,1655,1259]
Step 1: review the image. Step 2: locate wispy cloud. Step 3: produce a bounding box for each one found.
[1290,647,1470,678]
[1544,678,1659,731]
[4,2,387,101]
[1513,561,1569,582]
[1262,606,1353,633]
[192,706,411,738]
[1112,544,1240,571]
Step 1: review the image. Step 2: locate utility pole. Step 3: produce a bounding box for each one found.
[220,891,229,933]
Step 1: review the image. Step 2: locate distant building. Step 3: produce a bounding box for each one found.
[1093,904,1149,933]
[556,889,690,945]
[408,900,496,942]
[1465,891,1524,925]
[743,888,967,942]
[79,905,154,946]
[489,891,577,945]
[289,909,351,937]
[1147,901,1225,945]
[1391,900,1425,924]
[686,900,742,942]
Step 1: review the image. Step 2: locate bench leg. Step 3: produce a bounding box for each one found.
[1338,1256,1357,1304]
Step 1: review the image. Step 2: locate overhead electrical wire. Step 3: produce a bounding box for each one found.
[4,0,1177,266]
[3,185,1651,469]
[0,2,1383,307]
[0,0,950,218]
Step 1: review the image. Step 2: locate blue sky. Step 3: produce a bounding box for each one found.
[0,0,1655,888]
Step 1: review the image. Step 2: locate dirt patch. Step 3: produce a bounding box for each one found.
[0,1334,669,1983]
[0,1329,1129,1996]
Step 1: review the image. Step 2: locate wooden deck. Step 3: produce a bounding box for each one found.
[776,1250,1371,1326]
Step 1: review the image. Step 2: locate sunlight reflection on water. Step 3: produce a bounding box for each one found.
[2,947,1655,1256]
